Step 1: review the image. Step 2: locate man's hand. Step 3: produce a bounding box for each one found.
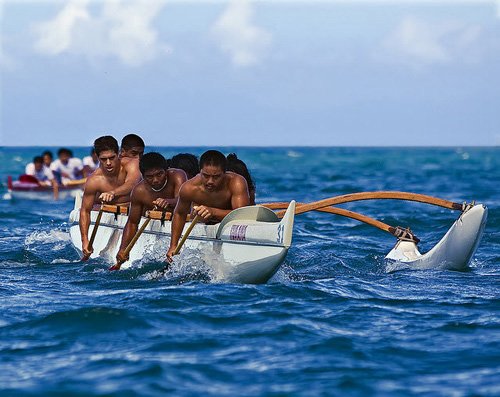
[81,240,93,261]
[166,246,177,263]
[113,249,129,267]
[192,205,212,222]
[153,198,171,210]
[99,191,115,203]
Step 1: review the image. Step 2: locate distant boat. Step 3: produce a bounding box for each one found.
[7,175,85,200]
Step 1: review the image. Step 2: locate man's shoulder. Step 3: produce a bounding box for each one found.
[227,172,246,186]
[132,180,148,194]
[123,158,140,173]
[86,169,105,184]
[168,168,188,180]
[50,159,61,169]
[70,157,83,166]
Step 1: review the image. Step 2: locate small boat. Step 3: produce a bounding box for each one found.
[385,203,488,271]
[7,175,85,200]
[68,197,296,284]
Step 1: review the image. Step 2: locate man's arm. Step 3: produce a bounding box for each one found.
[153,169,188,210]
[230,174,251,209]
[115,186,144,267]
[100,160,142,202]
[51,179,59,200]
[194,175,250,222]
[79,179,98,260]
[166,185,192,262]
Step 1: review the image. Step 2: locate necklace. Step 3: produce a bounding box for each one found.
[151,178,168,192]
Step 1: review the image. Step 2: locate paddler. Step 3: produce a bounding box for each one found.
[25,155,59,199]
[119,133,145,166]
[50,148,84,184]
[166,150,250,262]
[113,152,187,268]
[80,135,142,259]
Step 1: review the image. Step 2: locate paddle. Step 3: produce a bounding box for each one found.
[82,204,104,261]
[173,214,201,256]
[161,214,201,275]
[109,209,156,271]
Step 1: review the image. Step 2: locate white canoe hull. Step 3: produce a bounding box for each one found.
[69,202,296,284]
[385,204,488,271]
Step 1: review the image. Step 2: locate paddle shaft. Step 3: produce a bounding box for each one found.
[125,217,151,255]
[173,215,201,255]
[88,207,104,248]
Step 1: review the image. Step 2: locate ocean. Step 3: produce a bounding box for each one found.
[0,146,499,396]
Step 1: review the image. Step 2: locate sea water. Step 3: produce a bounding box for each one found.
[0,147,499,396]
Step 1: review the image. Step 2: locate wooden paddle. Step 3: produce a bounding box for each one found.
[82,204,104,261]
[173,214,201,256]
[109,209,156,271]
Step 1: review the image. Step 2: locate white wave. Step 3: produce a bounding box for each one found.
[287,150,302,158]
[25,229,71,246]
[50,258,81,264]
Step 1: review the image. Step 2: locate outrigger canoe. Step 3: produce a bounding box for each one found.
[7,175,85,200]
[69,196,296,284]
[68,191,487,283]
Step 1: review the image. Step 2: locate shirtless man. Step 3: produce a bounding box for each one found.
[119,133,145,166]
[166,150,250,262]
[112,152,187,269]
[80,135,142,260]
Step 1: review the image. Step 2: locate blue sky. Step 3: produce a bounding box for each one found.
[1,0,499,146]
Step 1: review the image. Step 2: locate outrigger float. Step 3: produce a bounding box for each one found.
[68,191,487,283]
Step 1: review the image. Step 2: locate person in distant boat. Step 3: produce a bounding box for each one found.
[42,150,54,168]
[82,148,99,177]
[166,150,250,262]
[119,133,145,166]
[50,148,83,184]
[113,152,188,268]
[25,155,59,199]
[80,136,142,260]
[169,153,199,179]
[226,153,256,205]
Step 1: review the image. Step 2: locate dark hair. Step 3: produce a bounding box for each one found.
[199,150,226,172]
[94,136,119,156]
[226,153,255,192]
[57,148,73,157]
[121,133,145,150]
[139,152,167,175]
[42,150,53,159]
[90,147,96,155]
[33,156,43,164]
[170,153,199,179]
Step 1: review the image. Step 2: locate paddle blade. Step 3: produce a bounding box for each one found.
[109,263,121,271]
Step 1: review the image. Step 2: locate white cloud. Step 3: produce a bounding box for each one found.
[378,16,484,67]
[34,0,90,55]
[211,0,272,67]
[33,0,170,67]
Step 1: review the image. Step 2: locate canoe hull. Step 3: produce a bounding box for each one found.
[69,202,296,284]
[7,176,84,201]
